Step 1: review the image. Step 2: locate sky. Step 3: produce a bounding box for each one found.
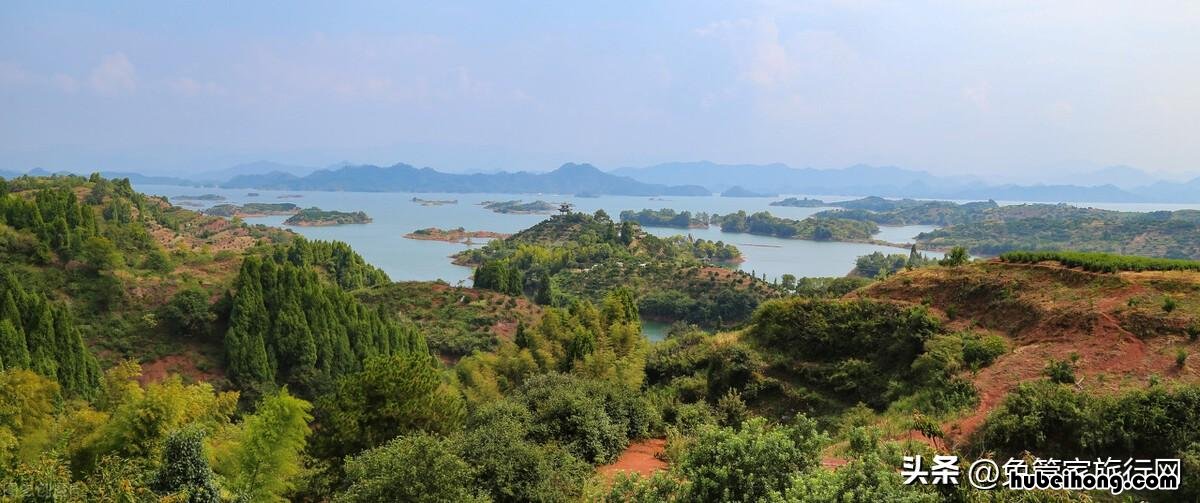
[1,1,1198,180]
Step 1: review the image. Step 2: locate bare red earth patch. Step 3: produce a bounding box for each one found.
[598,438,668,480]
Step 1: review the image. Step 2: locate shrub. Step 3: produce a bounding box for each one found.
[161,287,215,338]
[1178,349,1189,369]
[1000,250,1200,273]
[1163,297,1178,313]
[1043,358,1076,384]
[939,246,970,267]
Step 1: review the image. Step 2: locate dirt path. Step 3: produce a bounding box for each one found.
[597,438,667,480]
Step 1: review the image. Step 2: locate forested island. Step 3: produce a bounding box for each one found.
[204,202,299,217]
[712,210,880,241]
[172,193,226,201]
[2,173,1200,501]
[481,199,558,214]
[769,196,828,207]
[619,208,709,228]
[283,207,372,226]
[800,196,1200,258]
[411,197,457,206]
[720,185,776,197]
[404,227,510,243]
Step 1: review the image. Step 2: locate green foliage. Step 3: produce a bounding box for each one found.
[216,389,312,502]
[977,381,1200,482]
[713,210,878,241]
[514,372,654,464]
[312,354,465,461]
[856,252,907,277]
[460,401,591,502]
[677,416,827,502]
[1177,349,1189,368]
[1163,296,1178,312]
[776,427,940,502]
[0,272,100,397]
[282,207,371,226]
[939,246,970,266]
[1042,358,1076,384]
[749,298,943,408]
[1001,250,1200,273]
[223,244,422,393]
[337,433,487,503]
[620,208,709,229]
[161,287,216,338]
[0,369,60,467]
[152,427,221,503]
[458,212,771,328]
[914,203,1200,258]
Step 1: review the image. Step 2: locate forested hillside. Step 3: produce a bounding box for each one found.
[4,174,1199,501]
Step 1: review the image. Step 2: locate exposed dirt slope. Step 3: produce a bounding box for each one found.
[855,260,1200,445]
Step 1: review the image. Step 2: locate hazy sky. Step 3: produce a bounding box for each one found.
[1,1,1198,178]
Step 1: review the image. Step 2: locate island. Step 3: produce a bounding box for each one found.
[246,192,260,197]
[769,197,828,207]
[173,194,226,202]
[619,208,709,229]
[411,197,458,206]
[283,207,372,226]
[721,185,777,197]
[711,211,879,241]
[204,202,300,218]
[481,200,557,214]
[404,227,510,243]
[277,194,304,199]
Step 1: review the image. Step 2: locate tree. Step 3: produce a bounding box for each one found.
[0,369,60,467]
[460,401,591,503]
[678,417,827,502]
[152,427,221,503]
[162,288,215,338]
[0,319,30,370]
[312,354,465,460]
[337,433,486,503]
[218,389,313,502]
[80,235,122,272]
[939,246,970,266]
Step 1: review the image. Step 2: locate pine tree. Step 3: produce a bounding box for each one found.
[153,427,221,503]
[0,320,28,370]
[226,259,274,386]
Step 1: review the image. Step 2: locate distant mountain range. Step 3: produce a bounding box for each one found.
[613,161,1200,203]
[4,160,1199,203]
[194,160,318,182]
[221,162,711,196]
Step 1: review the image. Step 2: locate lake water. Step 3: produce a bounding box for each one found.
[136,184,933,285]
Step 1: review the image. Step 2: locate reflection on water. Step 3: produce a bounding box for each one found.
[640,319,671,343]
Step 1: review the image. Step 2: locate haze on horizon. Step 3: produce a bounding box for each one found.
[1,1,1198,182]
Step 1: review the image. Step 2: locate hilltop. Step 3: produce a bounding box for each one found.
[456,211,770,328]
[852,258,1200,443]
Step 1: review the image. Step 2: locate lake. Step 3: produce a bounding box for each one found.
[135,184,935,285]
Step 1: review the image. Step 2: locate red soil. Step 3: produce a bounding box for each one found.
[598,438,668,480]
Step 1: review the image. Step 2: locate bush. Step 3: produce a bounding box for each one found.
[678,416,827,502]
[939,246,970,266]
[514,373,654,464]
[1000,250,1200,273]
[337,433,486,503]
[1163,296,1178,313]
[1043,358,1076,384]
[1178,349,1189,369]
[161,287,215,338]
